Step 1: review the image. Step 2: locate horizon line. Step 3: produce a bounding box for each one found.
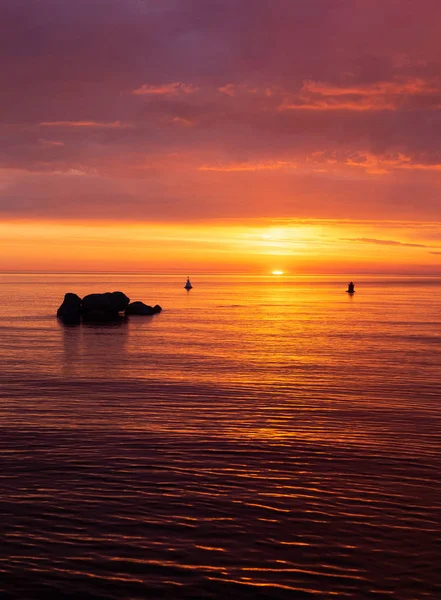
[2,270,441,277]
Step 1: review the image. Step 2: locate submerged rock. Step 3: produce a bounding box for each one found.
[126,301,162,315]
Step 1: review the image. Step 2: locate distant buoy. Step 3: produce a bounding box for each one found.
[184,277,193,291]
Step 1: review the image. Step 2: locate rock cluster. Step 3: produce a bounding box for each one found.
[57,291,162,324]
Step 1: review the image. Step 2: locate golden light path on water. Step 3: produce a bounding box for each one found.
[0,274,440,599]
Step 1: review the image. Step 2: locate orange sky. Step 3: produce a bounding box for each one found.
[2,219,441,274]
[1,1,441,273]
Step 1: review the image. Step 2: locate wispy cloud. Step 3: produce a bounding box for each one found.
[344,237,431,248]
[280,99,396,112]
[344,153,441,174]
[40,121,128,129]
[302,78,439,97]
[38,139,65,147]
[218,83,238,97]
[279,77,441,112]
[218,83,273,97]
[132,82,197,96]
[199,161,297,172]
[170,116,193,127]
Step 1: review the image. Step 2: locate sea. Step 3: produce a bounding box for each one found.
[1,273,440,599]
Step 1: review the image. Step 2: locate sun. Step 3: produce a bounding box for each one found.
[272,270,284,275]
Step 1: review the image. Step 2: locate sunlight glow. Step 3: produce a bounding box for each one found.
[1,218,440,274]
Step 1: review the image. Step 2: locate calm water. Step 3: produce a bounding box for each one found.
[1,274,440,599]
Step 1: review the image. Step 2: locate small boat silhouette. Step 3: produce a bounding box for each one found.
[184,277,193,291]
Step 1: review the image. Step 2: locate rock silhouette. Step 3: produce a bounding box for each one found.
[82,291,130,313]
[126,301,162,315]
[57,292,162,324]
[56,293,82,323]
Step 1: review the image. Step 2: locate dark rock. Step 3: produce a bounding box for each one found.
[82,291,130,314]
[108,291,131,312]
[56,291,161,324]
[81,309,124,323]
[126,301,161,315]
[57,293,82,322]
[82,292,111,312]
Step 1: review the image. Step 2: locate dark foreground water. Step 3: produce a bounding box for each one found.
[1,274,440,599]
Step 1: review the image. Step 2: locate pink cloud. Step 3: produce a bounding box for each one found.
[279,99,397,112]
[280,77,441,112]
[344,152,441,174]
[218,84,237,97]
[302,78,439,97]
[40,121,128,129]
[38,139,65,147]
[1,0,441,225]
[199,161,297,172]
[170,117,193,127]
[132,83,197,96]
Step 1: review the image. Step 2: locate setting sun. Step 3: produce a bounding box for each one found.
[272,270,284,275]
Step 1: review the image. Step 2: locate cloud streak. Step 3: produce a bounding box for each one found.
[344,238,434,248]
[199,161,297,172]
[132,83,197,96]
[40,121,128,129]
[279,77,441,112]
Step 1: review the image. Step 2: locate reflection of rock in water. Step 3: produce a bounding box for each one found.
[57,291,162,324]
[61,318,129,379]
[57,291,163,379]
[60,321,82,378]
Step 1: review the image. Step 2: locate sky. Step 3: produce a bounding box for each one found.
[1,0,441,273]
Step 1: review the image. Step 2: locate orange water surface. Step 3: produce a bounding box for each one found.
[0,274,440,599]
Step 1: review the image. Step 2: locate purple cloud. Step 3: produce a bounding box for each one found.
[1,0,441,221]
